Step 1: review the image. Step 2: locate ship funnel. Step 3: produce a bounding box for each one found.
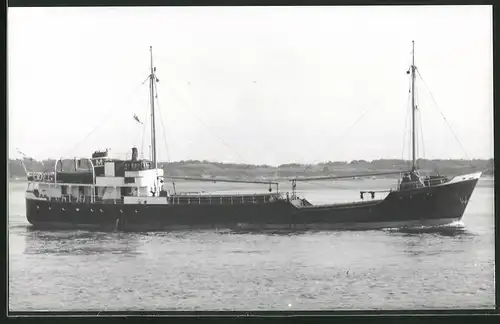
[131,147,138,161]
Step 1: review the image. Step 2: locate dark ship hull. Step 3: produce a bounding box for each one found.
[25,173,480,231]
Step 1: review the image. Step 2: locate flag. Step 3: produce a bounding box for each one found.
[133,114,143,124]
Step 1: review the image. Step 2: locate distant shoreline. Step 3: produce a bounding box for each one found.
[9,175,494,184]
[8,158,493,180]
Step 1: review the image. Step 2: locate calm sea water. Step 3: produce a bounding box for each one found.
[8,178,495,311]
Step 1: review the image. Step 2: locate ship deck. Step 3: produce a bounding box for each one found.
[297,199,384,209]
[30,191,285,205]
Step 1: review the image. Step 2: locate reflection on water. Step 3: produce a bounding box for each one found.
[229,229,311,236]
[384,223,476,238]
[15,220,480,258]
[385,223,479,260]
[22,228,142,256]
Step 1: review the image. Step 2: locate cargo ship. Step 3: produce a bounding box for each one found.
[23,42,481,231]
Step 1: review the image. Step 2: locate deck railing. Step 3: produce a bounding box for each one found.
[397,176,448,190]
[167,193,283,205]
[37,192,284,205]
[46,194,122,204]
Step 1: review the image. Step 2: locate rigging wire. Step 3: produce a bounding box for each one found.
[295,177,399,192]
[418,107,426,164]
[65,110,116,158]
[408,73,414,170]
[141,86,150,159]
[401,78,412,163]
[64,81,147,158]
[416,68,475,170]
[303,104,376,174]
[414,79,420,168]
[339,107,373,141]
[153,80,171,163]
[295,180,350,190]
[162,81,248,164]
[140,73,152,160]
[295,178,380,190]
[415,81,426,162]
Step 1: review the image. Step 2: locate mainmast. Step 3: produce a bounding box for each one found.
[410,40,417,172]
[149,46,158,170]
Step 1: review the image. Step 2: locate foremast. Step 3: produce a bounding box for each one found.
[410,40,417,172]
[149,46,158,170]
[149,46,160,195]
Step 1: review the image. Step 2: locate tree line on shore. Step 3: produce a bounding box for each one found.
[8,157,493,180]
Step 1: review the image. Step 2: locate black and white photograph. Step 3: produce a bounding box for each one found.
[7,5,494,312]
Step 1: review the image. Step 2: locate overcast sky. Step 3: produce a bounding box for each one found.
[8,6,492,166]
